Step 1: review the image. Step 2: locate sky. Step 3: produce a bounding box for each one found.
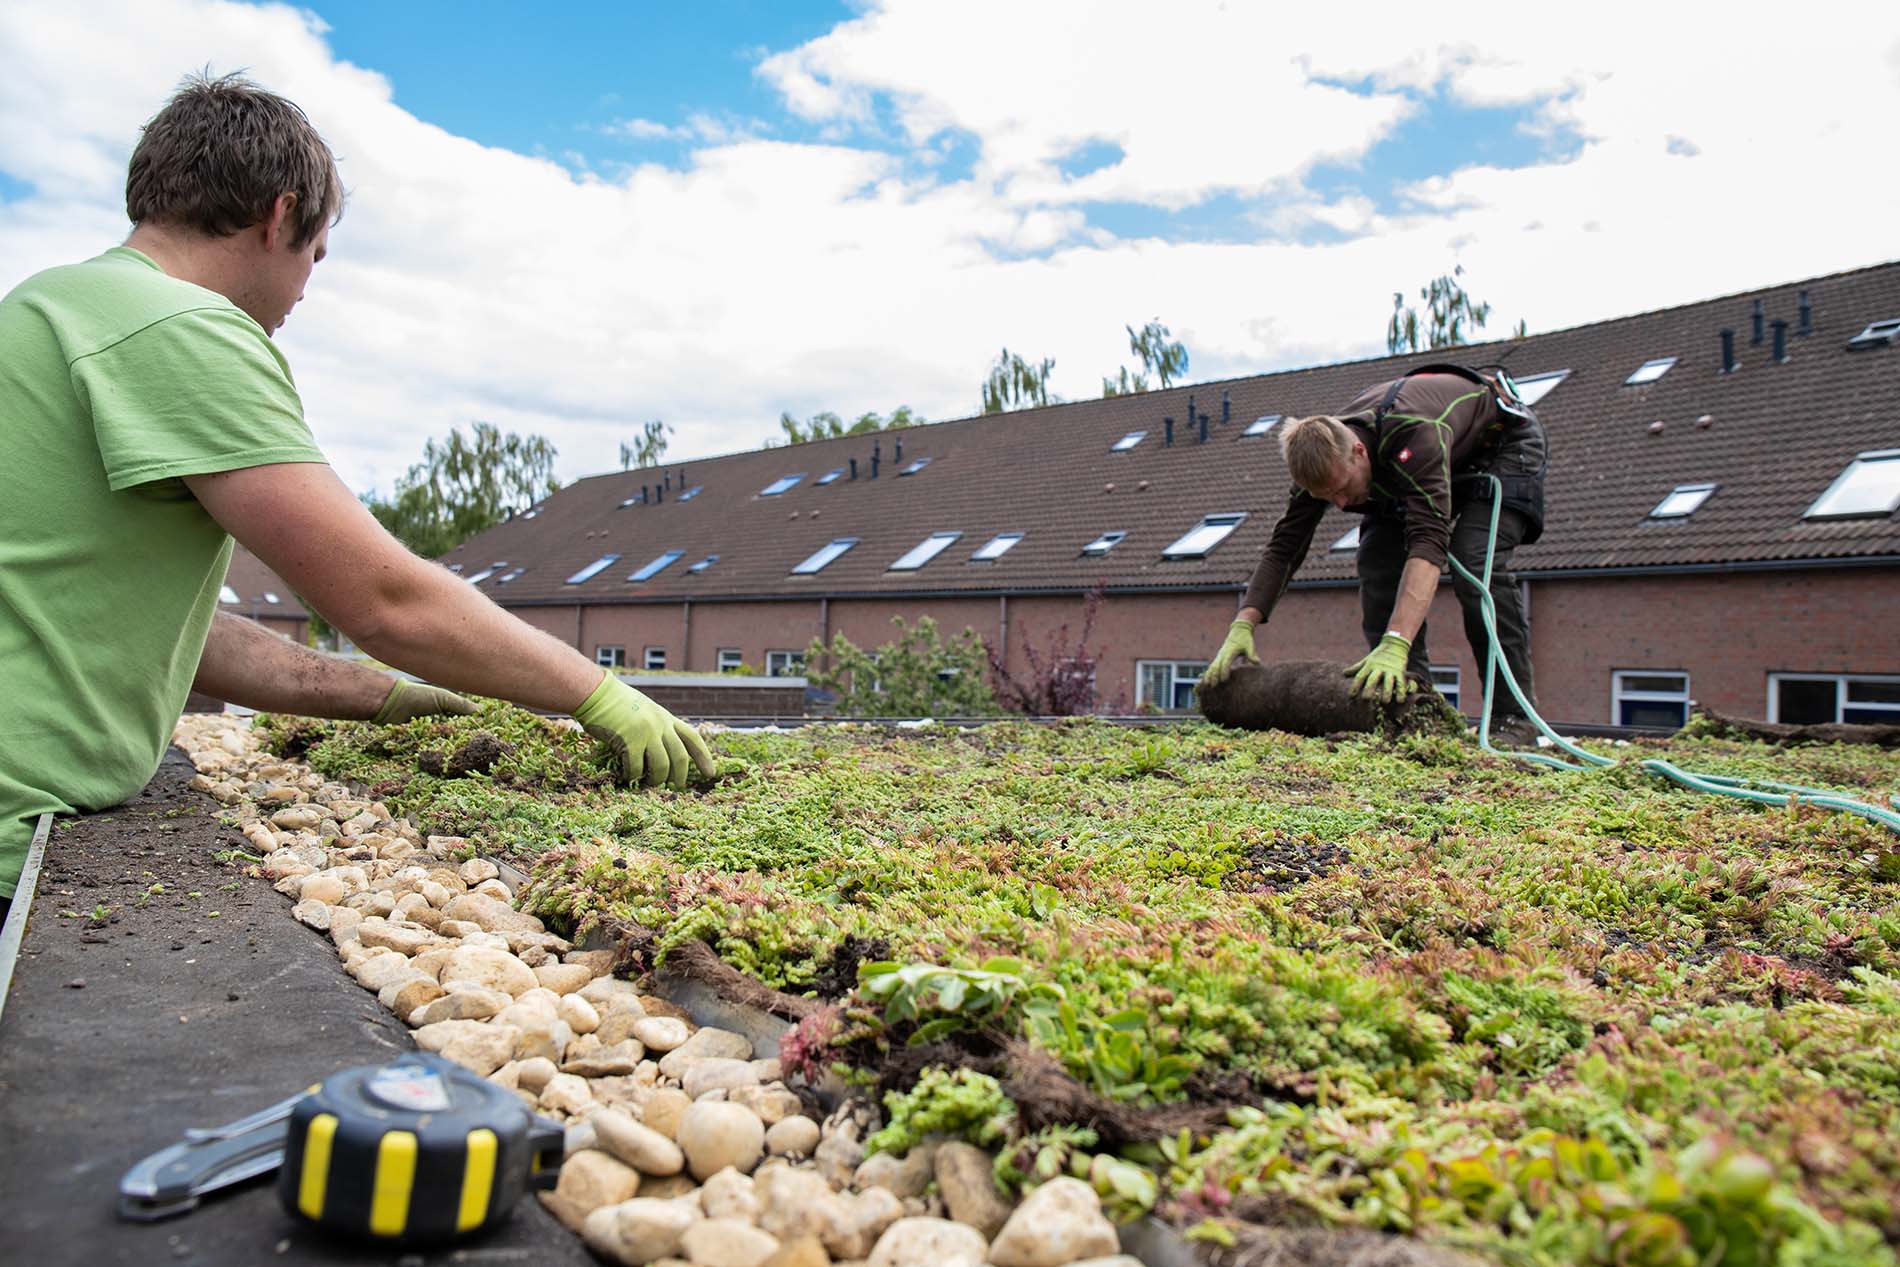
[2,1,1897,496]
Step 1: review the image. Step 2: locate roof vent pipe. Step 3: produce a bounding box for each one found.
[849,457,858,480]
[663,473,670,491]
[1198,412,1208,444]
[871,439,880,479]
[1221,391,1231,424]
[1750,299,1764,345]
[1771,319,1789,364]
[642,484,650,503]
[894,436,903,463]
[1797,291,1812,337]
[1186,394,1195,432]
[657,483,664,503]
[1719,328,1738,373]
[1163,416,1174,447]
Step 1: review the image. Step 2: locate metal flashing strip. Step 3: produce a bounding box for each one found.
[0,813,53,1029]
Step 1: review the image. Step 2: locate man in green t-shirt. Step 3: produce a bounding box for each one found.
[0,74,712,926]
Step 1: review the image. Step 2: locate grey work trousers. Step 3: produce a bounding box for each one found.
[1355,424,1544,720]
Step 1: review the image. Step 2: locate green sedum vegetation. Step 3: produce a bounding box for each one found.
[256,703,1900,1264]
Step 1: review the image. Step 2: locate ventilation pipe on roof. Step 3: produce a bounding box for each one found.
[663,472,671,491]
[1163,416,1174,446]
[1719,328,1738,373]
[1185,394,1195,433]
[1750,299,1764,345]
[1798,291,1812,337]
[849,457,858,480]
[1221,390,1231,424]
[642,484,651,503]
[1771,319,1789,364]
[657,482,665,503]
[894,436,903,464]
[1198,411,1208,444]
[871,439,880,479]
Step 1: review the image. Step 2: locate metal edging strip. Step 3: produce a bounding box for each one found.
[0,812,54,1030]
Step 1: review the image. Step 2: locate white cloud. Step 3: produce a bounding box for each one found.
[1,0,1896,497]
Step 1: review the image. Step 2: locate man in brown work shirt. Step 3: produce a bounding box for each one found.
[1200,368,1548,738]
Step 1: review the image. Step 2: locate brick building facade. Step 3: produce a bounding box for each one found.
[449,263,1900,728]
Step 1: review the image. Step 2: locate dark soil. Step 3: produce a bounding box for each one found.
[1691,705,1900,749]
[444,730,513,777]
[0,746,592,1267]
[812,934,891,999]
[1225,835,1352,892]
[1197,660,1459,737]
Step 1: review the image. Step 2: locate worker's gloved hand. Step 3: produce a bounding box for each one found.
[572,673,715,790]
[1199,618,1259,690]
[373,679,478,724]
[1346,633,1418,703]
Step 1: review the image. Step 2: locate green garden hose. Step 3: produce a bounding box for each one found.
[1447,476,1900,835]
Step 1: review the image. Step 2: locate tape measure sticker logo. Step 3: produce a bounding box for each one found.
[367,1061,452,1113]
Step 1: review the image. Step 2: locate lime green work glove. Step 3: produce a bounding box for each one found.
[373,679,477,724]
[1199,618,1259,690]
[1346,632,1418,703]
[572,673,715,790]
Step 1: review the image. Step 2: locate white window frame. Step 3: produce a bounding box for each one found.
[627,550,684,582]
[1110,431,1146,452]
[677,485,703,501]
[1430,665,1461,711]
[595,645,626,668]
[1163,513,1247,560]
[465,562,507,584]
[1625,357,1677,385]
[793,538,858,574]
[1136,659,1209,712]
[218,585,241,604]
[1331,524,1361,551]
[1610,670,1691,728]
[765,650,805,678]
[716,648,744,672]
[971,532,1023,562]
[889,531,961,572]
[1242,414,1281,438]
[1803,450,1900,520]
[1848,318,1900,349]
[566,554,619,585]
[643,646,667,671]
[816,468,846,485]
[1080,530,1126,557]
[1650,482,1717,519]
[1505,369,1570,407]
[1768,673,1900,725]
[688,554,719,574]
[898,457,931,476]
[760,474,806,496]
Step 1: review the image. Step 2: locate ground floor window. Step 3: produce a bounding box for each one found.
[1429,665,1461,712]
[643,646,667,671]
[766,650,806,677]
[1612,670,1691,728]
[1136,660,1208,712]
[595,644,626,668]
[1770,673,1900,725]
[717,648,743,672]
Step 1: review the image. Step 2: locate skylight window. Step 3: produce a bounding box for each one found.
[618,496,642,509]
[448,564,464,573]
[1625,357,1677,385]
[1650,483,1717,519]
[627,549,684,582]
[264,592,281,603]
[1506,370,1570,407]
[1332,525,1361,551]
[1243,414,1281,438]
[565,554,619,585]
[677,485,703,501]
[890,531,961,571]
[687,555,719,574]
[1848,318,1900,350]
[760,474,805,496]
[465,562,506,584]
[899,457,931,476]
[495,570,524,584]
[1081,531,1126,557]
[1111,431,1146,452]
[1804,450,1900,519]
[816,468,846,486]
[1163,513,1247,559]
[793,538,858,574]
[218,585,240,603]
[971,532,1024,562]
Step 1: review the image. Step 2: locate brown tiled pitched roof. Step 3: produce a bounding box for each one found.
[444,261,1900,607]
[221,545,309,618]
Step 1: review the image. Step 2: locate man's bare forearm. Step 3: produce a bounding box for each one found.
[193,611,397,718]
[1387,557,1441,644]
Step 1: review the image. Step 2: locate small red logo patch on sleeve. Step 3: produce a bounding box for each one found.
[1398,447,1412,463]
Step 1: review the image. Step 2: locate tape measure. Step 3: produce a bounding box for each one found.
[119,1052,565,1245]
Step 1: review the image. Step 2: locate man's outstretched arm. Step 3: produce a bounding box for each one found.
[192,611,472,721]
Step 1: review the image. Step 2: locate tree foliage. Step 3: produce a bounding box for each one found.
[619,419,673,469]
[366,421,559,559]
[1386,264,1494,354]
[1102,318,1189,397]
[804,616,999,717]
[981,346,1056,414]
[985,586,1110,716]
[778,405,925,446]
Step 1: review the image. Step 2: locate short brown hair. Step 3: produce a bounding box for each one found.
[1280,414,1355,489]
[126,72,343,247]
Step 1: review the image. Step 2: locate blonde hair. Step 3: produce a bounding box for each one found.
[1280,415,1356,489]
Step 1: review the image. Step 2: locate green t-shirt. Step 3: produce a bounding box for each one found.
[0,247,327,895]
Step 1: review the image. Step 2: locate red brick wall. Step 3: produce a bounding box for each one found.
[498,565,1900,724]
[635,681,807,718]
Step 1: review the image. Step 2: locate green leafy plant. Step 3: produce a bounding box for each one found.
[863,1066,1013,1156]
[858,958,1063,1045]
